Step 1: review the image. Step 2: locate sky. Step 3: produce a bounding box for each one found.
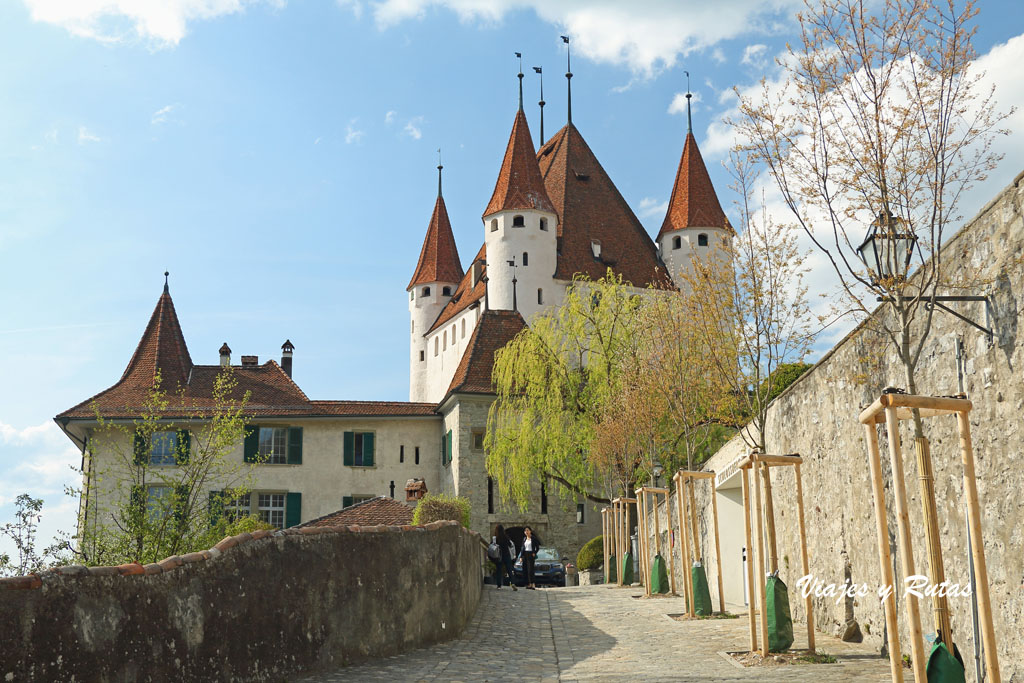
[2,0,1023,559]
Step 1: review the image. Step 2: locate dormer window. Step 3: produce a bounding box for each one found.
[421,286,431,297]
[698,233,709,247]
[591,240,601,258]
[672,236,681,250]
[512,215,525,227]
[539,218,548,231]
[490,219,498,232]
[522,252,529,266]
[442,286,452,296]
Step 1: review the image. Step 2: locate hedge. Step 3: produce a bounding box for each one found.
[412,493,471,529]
[576,534,604,571]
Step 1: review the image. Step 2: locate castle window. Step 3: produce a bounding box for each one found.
[442,286,452,296]
[490,219,498,232]
[451,324,456,344]
[672,236,681,250]
[541,482,548,514]
[472,431,485,450]
[415,446,420,465]
[343,431,375,467]
[537,288,544,305]
[539,218,548,231]
[488,477,494,514]
[512,215,525,227]
[434,337,439,356]
[698,233,709,247]
[410,291,414,301]
[577,503,585,524]
[400,445,405,463]
[419,350,424,361]
[422,286,431,297]
[591,240,601,258]
[411,320,415,334]
[522,252,529,266]
[461,319,466,338]
[442,332,447,351]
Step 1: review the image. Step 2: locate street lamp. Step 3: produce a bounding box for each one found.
[652,463,664,488]
[855,210,916,286]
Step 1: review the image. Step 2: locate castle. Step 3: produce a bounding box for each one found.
[55,74,731,560]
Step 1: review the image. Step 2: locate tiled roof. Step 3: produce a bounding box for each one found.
[427,244,487,333]
[483,109,555,217]
[445,309,526,397]
[120,287,193,390]
[538,124,672,287]
[306,401,437,417]
[658,132,729,239]
[300,496,414,528]
[407,194,464,289]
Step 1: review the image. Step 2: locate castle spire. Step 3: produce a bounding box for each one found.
[561,35,572,124]
[515,52,524,112]
[684,70,692,134]
[408,164,464,290]
[483,94,554,217]
[534,66,545,145]
[437,148,443,197]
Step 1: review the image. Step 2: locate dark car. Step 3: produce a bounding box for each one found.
[514,547,567,587]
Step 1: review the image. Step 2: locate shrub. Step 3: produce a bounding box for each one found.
[576,534,604,571]
[412,493,471,529]
[760,362,813,404]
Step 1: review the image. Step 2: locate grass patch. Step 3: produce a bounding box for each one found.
[796,653,837,664]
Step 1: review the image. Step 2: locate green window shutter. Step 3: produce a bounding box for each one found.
[363,432,374,467]
[446,429,453,464]
[287,427,303,465]
[285,492,301,528]
[243,425,259,463]
[343,431,354,466]
[173,485,189,525]
[208,490,224,526]
[176,429,191,465]
[440,432,446,465]
[133,432,147,466]
[342,495,353,508]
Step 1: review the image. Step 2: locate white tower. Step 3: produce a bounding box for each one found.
[408,164,463,402]
[482,76,558,321]
[657,91,732,288]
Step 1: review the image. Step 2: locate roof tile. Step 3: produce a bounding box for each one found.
[445,309,526,397]
[301,496,414,527]
[658,132,729,239]
[408,194,464,289]
[483,109,555,217]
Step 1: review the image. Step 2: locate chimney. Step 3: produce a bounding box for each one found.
[281,339,294,378]
[219,343,231,367]
[405,478,428,507]
[241,355,258,367]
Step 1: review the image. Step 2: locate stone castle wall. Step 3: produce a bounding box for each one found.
[644,168,1024,680]
[0,521,483,682]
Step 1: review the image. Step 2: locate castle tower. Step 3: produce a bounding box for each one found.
[482,88,558,320]
[657,95,731,287]
[408,164,463,402]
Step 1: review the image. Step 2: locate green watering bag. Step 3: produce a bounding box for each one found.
[926,641,966,683]
[649,554,670,594]
[621,551,634,585]
[691,562,713,615]
[606,554,616,583]
[765,574,794,652]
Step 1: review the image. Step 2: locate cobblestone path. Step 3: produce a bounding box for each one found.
[294,585,893,682]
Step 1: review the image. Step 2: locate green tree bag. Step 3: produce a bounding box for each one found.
[926,641,966,683]
[691,562,713,615]
[650,554,670,594]
[621,551,634,585]
[607,553,616,583]
[765,574,794,652]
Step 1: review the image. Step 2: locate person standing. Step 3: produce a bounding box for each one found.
[522,526,538,589]
[493,525,517,591]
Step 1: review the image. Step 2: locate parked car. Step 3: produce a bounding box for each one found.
[514,547,568,587]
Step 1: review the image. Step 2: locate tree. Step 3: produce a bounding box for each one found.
[71,367,269,566]
[678,152,817,453]
[485,271,645,507]
[0,494,68,576]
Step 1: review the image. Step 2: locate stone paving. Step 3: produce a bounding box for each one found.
[293,585,894,682]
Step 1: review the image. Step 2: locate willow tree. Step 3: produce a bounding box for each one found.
[485,271,644,508]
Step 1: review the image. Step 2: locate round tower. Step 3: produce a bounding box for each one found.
[482,94,558,321]
[408,163,463,402]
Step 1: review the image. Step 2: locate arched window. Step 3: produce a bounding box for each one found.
[451,325,456,344]
[672,236,681,250]
[522,252,529,266]
[512,215,525,227]
[442,332,447,351]
[442,286,451,296]
[411,320,415,334]
[490,219,498,232]
[537,288,544,305]
[698,233,709,247]
[461,319,466,338]
[422,286,431,297]
[539,218,548,231]
[434,337,439,356]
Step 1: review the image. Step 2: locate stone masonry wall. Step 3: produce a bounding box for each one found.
[646,168,1024,681]
[0,521,483,682]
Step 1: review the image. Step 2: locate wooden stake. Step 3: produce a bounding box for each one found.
[863,423,904,683]
[884,406,927,682]
[688,479,700,564]
[794,463,815,653]
[665,491,677,596]
[676,473,693,613]
[681,478,695,616]
[625,500,632,587]
[914,435,953,646]
[753,461,769,657]
[762,462,779,574]
[711,478,725,614]
[957,410,1001,683]
[742,467,757,652]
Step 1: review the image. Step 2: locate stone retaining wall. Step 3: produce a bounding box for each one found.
[0,521,483,682]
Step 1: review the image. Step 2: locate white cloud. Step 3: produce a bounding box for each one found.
[404,116,424,140]
[77,126,101,144]
[637,197,668,219]
[314,136,322,145]
[44,128,58,144]
[367,0,802,75]
[345,118,365,144]
[385,110,397,125]
[668,90,702,116]
[150,103,181,125]
[336,0,363,19]
[21,0,284,47]
[741,43,768,68]
[711,47,726,65]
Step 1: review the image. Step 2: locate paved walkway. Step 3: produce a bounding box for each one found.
[295,585,893,682]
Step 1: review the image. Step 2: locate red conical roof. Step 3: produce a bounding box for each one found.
[483,109,555,217]
[408,194,464,290]
[119,286,194,390]
[658,132,729,239]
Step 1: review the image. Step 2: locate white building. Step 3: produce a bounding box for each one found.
[55,82,731,561]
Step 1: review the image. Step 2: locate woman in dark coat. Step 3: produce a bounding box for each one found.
[521,526,538,589]
[493,525,517,591]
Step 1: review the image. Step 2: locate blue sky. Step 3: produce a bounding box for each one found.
[2,0,1023,557]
